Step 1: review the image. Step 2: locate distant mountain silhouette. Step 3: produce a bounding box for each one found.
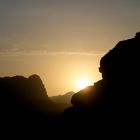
[64,32,140,127]
[51,91,75,104]
[50,91,75,109]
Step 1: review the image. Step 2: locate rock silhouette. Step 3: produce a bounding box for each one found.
[0,74,52,112]
[64,32,140,124]
[0,74,65,129]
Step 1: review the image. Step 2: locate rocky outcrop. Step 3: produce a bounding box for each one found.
[64,32,140,120]
[0,74,54,114]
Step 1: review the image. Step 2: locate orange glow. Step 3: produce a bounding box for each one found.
[76,77,93,91]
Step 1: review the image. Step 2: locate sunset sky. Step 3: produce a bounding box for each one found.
[0,0,140,96]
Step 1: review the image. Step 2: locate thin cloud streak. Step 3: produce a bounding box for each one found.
[0,49,104,56]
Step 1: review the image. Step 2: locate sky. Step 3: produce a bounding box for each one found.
[0,0,140,96]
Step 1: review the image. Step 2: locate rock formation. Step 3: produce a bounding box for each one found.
[64,32,140,122]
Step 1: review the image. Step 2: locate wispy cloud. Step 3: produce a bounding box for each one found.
[0,48,104,57]
[44,51,104,56]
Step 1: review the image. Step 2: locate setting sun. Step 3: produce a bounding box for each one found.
[76,77,93,90]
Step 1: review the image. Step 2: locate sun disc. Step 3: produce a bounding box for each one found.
[76,77,93,90]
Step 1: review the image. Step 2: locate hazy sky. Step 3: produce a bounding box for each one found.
[0,0,140,96]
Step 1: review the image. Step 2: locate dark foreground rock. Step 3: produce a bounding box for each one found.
[64,32,140,128]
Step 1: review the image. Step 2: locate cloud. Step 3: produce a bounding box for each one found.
[45,51,104,56]
[0,36,104,56]
[0,47,104,57]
